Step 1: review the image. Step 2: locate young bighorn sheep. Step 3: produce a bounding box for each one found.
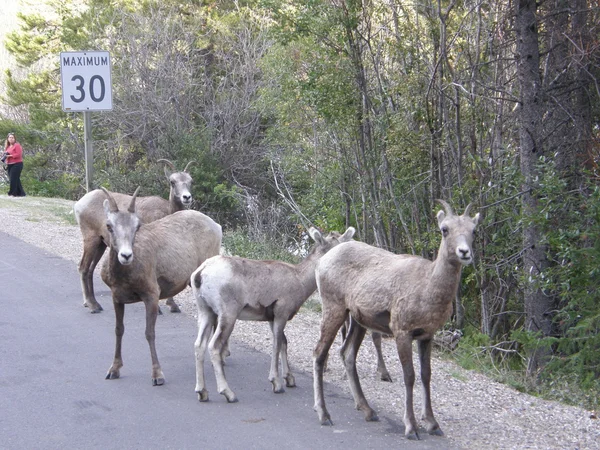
[100,187,222,386]
[192,226,356,403]
[74,159,195,313]
[313,201,479,440]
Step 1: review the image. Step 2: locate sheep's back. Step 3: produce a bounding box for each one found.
[317,240,432,310]
[74,189,170,229]
[138,211,222,294]
[199,256,300,310]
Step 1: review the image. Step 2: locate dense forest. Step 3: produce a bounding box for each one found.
[1,0,599,409]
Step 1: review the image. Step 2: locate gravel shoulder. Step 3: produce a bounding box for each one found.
[1,194,598,450]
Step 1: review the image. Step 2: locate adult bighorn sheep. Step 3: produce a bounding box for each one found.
[313,201,479,440]
[192,226,355,403]
[74,159,195,313]
[100,187,222,386]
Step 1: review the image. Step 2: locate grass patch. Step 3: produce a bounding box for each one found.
[0,195,77,226]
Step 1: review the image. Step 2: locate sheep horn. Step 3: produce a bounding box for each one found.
[128,186,141,213]
[183,160,197,173]
[100,187,119,213]
[157,159,176,171]
[436,199,454,216]
[463,203,473,216]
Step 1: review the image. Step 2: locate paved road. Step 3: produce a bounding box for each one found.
[0,232,454,449]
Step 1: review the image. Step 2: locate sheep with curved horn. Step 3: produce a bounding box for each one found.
[73,160,196,313]
[313,200,480,440]
[100,186,222,385]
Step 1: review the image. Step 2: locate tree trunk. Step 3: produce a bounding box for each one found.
[515,0,554,378]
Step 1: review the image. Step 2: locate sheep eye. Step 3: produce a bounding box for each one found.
[171,180,175,186]
[441,226,449,237]
[106,223,113,232]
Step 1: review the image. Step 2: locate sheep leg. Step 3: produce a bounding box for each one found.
[165,297,180,313]
[222,337,231,359]
[313,309,348,426]
[371,332,392,382]
[209,316,238,403]
[106,301,125,380]
[418,339,443,436]
[195,309,216,402]
[269,321,295,388]
[268,319,287,393]
[331,316,350,377]
[341,318,378,422]
[78,238,106,313]
[280,330,295,387]
[396,333,419,440]
[143,298,164,386]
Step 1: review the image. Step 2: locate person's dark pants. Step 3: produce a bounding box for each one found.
[7,162,26,197]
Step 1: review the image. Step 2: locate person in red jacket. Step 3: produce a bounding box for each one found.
[2,132,26,197]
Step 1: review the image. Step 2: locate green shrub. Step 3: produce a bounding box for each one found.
[222,229,299,263]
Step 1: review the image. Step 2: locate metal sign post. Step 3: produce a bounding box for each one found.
[60,51,113,192]
[83,111,93,192]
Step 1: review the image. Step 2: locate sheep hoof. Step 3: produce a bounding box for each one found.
[319,416,333,426]
[105,371,119,380]
[157,307,163,316]
[197,389,209,402]
[221,388,238,403]
[271,380,285,394]
[285,374,296,388]
[168,304,181,313]
[364,410,379,422]
[406,431,420,441]
[85,302,103,313]
[152,377,165,386]
[428,427,444,436]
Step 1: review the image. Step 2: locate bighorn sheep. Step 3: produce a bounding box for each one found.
[74,159,195,313]
[100,187,222,386]
[192,226,356,403]
[313,201,479,440]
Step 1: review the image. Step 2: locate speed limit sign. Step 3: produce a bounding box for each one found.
[60,51,113,111]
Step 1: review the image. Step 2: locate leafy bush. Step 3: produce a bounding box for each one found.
[222,229,300,263]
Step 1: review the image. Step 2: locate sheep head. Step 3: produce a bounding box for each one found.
[308,226,356,258]
[157,159,194,208]
[101,187,142,266]
[436,200,480,266]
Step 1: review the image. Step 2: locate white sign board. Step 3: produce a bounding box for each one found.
[60,51,113,111]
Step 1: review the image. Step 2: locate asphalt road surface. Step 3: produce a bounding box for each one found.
[0,232,454,450]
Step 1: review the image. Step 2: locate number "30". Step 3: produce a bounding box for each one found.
[70,75,106,103]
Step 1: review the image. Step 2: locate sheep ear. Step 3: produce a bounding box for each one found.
[308,227,323,244]
[103,199,112,216]
[473,212,480,226]
[128,186,141,213]
[437,209,446,225]
[340,226,356,242]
